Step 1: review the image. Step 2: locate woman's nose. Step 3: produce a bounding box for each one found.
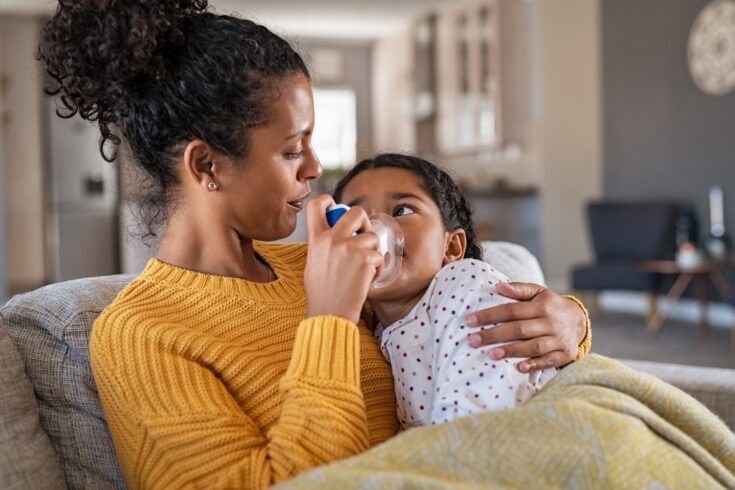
[299,148,322,181]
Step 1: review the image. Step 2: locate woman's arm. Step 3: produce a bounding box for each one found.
[465,283,591,372]
[91,314,370,489]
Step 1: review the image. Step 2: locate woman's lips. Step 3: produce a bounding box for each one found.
[287,193,310,210]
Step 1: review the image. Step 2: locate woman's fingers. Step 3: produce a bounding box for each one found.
[306,194,336,239]
[465,300,544,327]
[306,195,373,239]
[467,319,549,347]
[467,324,573,372]
[517,350,570,373]
[351,229,380,250]
[351,233,384,268]
[479,336,566,372]
[497,335,563,360]
[494,282,546,301]
[334,206,373,236]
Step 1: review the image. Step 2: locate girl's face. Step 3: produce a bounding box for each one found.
[218,73,322,241]
[339,167,461,303]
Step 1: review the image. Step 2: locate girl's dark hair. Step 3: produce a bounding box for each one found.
[38,0,309,240]
[333,153,483,261]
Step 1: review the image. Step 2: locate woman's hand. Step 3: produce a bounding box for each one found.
[465,282,587,372]
[304,195,384,325]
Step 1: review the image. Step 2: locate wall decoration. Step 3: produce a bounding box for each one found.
[687,0,735,96]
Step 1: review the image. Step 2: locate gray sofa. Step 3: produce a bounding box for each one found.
[1,242,733,490]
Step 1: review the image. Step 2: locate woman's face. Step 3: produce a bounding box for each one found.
[219,73,321,241]
[338,167,450,303]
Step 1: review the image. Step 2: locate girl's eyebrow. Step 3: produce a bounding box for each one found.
[387,192,423,202]
[346,192,424,207]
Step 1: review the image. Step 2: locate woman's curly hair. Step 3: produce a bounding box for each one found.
[332,153,484,261]
[38,0,309,239]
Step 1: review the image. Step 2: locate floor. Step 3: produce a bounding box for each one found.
[590,310,735,369]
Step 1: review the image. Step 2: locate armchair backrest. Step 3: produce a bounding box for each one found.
[587,202,680,261]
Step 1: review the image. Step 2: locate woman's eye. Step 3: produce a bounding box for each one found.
[285,151,304,160]
[394,205,415,217]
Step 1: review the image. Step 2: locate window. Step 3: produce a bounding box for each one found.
[311,88,357,170]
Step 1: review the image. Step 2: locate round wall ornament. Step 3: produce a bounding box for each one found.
[687,0,735,96]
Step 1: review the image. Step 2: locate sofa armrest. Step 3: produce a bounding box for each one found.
[1,274,135,489]
[620,359,735,430]
[0,321,67,489]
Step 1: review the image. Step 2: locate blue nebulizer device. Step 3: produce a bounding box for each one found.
[326,204,404,289]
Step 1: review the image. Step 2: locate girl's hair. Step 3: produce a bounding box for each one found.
[38,0,309,239]
[333,153,483,261]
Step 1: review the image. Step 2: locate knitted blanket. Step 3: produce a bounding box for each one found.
[279,354,735,489]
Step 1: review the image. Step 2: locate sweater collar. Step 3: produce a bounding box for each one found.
[142,242,306,302]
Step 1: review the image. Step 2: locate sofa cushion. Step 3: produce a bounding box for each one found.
[1,274,135,490]
[0,323,67,489]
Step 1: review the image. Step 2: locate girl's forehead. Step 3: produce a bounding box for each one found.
[344,167,425,196]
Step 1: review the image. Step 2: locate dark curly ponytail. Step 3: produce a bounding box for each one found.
[333,154,484,261]
[38,0,309,238]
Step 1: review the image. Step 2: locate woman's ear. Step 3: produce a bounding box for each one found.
[181,140,219,190]
[443,228,467,265]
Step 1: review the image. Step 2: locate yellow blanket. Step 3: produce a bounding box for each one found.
[278,354,735,489]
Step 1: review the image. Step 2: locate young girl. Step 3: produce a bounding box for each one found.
[333,153,558,429]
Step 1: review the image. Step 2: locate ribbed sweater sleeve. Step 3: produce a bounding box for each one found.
[268,317,368,481]
[92,314,368,489]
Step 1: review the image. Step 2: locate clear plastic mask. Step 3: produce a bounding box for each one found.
[326,205,404,288]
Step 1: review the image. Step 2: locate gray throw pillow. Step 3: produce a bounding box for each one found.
[0,323,67,489]
[1,274,134,490]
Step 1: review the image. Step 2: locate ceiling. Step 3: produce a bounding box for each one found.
[0,0,450,39]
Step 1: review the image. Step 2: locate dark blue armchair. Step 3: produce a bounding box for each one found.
[571,201,680,317]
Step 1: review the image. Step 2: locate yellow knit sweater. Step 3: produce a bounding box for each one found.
[90,242,399,489]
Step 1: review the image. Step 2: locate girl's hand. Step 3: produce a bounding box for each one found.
[465,283,587,372]
[304,195,384,325]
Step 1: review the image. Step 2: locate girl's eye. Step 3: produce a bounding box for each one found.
[394,205,415,217]
[285,151,305,160]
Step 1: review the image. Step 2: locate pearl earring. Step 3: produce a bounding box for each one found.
[208,181,218,191]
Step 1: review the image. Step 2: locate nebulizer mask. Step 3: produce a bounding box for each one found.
[326,204,404,289]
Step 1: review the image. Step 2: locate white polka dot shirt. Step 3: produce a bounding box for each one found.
[376,259,558,429]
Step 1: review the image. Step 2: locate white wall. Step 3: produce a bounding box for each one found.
[0,16,46,292]
[538,0,603,291]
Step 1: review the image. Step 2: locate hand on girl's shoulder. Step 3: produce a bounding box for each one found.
[429,258,512,299]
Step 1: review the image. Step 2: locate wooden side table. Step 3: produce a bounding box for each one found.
[636,260,734,346]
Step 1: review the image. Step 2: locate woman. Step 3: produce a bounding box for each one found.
[38,1,590,488]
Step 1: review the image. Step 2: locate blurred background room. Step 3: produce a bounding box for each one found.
[1,0,734,367]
